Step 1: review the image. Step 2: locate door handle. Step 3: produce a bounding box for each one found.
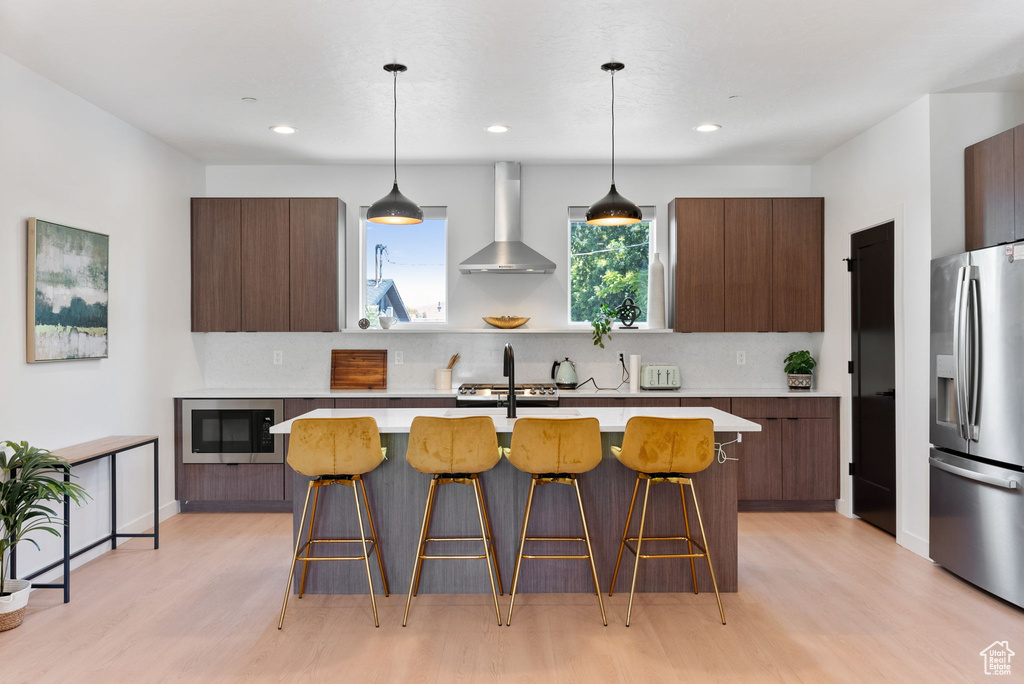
[967,277,980,440]
[929,455,1019,489]
[875,389,896,398]
[952,266,969,441]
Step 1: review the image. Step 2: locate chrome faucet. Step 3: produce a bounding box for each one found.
[503,343,516,419]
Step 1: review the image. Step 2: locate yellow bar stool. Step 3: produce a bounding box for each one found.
[278,417,390,629]
[609,416,725,626]
[505,417,607,626]
[403,416,504,626]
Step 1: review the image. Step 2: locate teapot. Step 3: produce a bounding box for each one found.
[551,357,579,389]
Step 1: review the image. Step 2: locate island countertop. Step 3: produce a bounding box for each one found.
[270,406,763,435]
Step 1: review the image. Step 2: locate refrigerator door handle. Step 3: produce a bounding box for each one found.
[967,277,981,440]
[930,455,1019,489]
[952,266,968,441]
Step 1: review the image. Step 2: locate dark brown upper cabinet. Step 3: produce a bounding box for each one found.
[724,199,773,332]
[289,198,341,332]
[965,128,1015,251]
[191,197,343,332]
[771,198,823,332]
[671,198,725,332]
[672,197,823,333]
[241,199,290,331]
[1015,124,1024,244]
[192,199,242,332]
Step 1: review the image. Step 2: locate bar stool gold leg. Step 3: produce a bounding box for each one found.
[609,475,640,596]
[358,476,389,596]
[680,483,699,595]
[403,476,437,626]
[278,481,314,630]
[352,481,380,627]
[413,478,439,597]
[476,478,504,595]
[472,476,503,625]
[625,478,652,627]
[572,477,607,626]
[506,476,537,627]
[298,485,320,598]
[689,482,725,625]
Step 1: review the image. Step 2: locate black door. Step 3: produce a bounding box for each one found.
[850,222,897,534]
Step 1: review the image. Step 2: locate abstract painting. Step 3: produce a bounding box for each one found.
[26,218,109,362]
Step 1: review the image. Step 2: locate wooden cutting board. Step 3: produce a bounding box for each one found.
[331,349,387,390]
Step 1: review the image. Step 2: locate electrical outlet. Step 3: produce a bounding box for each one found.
[395,351,404,365]
[273,350,283,366]
[736,351,746,366]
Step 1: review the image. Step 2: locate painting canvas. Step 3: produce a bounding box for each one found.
[26,218,109,362]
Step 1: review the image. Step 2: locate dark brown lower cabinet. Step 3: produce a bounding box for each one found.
[560,396,682,408]
[735,418,783,500]
[178,464,283,501]
[782,418,837,500]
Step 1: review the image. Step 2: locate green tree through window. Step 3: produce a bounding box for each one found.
[569,220,651,323]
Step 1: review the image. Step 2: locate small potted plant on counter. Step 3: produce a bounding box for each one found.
[0,440,89,631]
[784,351,817,391]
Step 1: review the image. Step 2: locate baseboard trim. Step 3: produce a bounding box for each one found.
[739,500,837,512]
[179,500,293,513]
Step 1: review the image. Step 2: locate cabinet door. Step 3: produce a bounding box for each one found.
[782,417,837,500]
[191,198,241,332]
[559,397,625,407]
[290,198,341,331]
[680,397,732,412]
[724,199,772,332]
[772,198,823,332]
[283,398,336,501]
[672,199,725,332]
[733,418,783,500]
[1015,125,1024,242]
[179,464,283,501]
[385,398,457,408]
[965,129,1015,251]
[240,198,290,331]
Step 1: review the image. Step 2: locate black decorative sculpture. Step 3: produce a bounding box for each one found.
[616,297,643,329]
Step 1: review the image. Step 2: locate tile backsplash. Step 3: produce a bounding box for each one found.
[196,331,824,391]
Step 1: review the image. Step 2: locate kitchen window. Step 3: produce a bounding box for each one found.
[361,207,448,324]
[567,206,656,325]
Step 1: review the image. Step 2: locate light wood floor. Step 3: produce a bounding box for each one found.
[1,512,1020,683]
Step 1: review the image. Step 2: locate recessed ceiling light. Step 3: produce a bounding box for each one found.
[486,124,510,133]
[241,97,258,102]
[694,123,722,132]
[270,125,297,135]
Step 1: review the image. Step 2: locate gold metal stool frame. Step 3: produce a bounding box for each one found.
[278,474,390,629]
[506,473,608,627]
[403,472,503,626]
[608,472,725,626]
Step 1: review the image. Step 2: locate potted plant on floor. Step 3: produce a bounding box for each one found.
[784,351,817,391]
[1,440,89,631]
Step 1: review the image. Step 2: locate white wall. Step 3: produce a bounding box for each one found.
[0,53,203,578]
[811,96,933,555]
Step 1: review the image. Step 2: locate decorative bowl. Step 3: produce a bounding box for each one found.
[483,316,530,329]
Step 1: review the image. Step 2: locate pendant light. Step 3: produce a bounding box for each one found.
[586,62,642,226]
[367,63,423,225]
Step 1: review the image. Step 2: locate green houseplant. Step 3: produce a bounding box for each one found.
[590,299,644,348]
[0,441,89,630]
[784,350,817,391]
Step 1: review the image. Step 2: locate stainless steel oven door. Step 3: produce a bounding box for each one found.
[182,399,284,464]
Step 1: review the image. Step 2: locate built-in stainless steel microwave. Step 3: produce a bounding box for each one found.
[182,399,284,464]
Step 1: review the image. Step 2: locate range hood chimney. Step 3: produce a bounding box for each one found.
[458,162,556,274]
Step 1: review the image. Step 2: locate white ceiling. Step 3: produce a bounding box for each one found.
[1,0,1023,165]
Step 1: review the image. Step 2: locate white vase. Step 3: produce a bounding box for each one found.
[647,252,666,329]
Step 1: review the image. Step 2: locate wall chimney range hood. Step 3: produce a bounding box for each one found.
[458,162,556,274]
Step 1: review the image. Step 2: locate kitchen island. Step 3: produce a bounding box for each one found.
[271,406,760,595]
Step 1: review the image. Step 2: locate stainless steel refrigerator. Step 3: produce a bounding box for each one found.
[930,244,1024,608]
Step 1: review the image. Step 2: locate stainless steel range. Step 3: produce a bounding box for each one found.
[456,383,559,407]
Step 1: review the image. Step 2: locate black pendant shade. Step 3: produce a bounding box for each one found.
[368,63,423,226]
[586,62,642,226]
[367,182,424,224]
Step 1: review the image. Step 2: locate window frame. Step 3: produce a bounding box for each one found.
[566,205,658,327]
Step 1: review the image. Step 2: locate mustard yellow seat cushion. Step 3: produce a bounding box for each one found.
[288,417,385,477]
[406,416,501,474]
[506,417,602,474]
[612,417,715,474]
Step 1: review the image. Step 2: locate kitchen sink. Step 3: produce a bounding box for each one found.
[444,408,581,418]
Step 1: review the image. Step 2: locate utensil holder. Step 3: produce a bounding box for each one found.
[435,368,452,391]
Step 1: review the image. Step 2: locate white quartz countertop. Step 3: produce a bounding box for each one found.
[270,406,762,435]
[178,387,840,399]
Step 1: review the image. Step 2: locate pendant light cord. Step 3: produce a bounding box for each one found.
[610,69,616,185]
[392,68,398,185]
